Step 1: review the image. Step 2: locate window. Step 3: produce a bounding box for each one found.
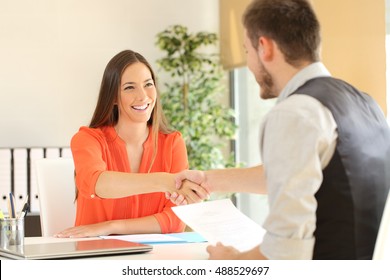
[386,0,390,122]
[231,67,274,225]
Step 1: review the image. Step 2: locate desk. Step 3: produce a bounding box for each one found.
[1,236,209,260]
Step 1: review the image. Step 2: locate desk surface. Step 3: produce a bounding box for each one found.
[1,236,209,260]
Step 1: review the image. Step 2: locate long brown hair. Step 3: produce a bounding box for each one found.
[90,50,173,171]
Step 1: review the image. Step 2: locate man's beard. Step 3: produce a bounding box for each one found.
[257,60,275,100]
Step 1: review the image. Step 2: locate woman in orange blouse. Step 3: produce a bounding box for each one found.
[56,50,207,238]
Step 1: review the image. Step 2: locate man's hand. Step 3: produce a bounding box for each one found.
[207,242,266,260]
[166,170,211,205]
[207,242,240,259]
[169,180,210,205]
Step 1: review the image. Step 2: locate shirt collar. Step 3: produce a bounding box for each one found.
[277,62,331,103]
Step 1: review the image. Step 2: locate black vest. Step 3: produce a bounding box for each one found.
[293,77,390,259]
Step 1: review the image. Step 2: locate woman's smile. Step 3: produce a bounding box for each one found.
[132,103,150,111]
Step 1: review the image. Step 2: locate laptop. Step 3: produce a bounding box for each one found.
[0,238,153,260]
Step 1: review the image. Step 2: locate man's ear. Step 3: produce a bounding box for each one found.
[258,36,274,62]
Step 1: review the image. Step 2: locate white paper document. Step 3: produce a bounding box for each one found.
[101,234,185,243]
[172,199,266,252]
[100,232,207,244]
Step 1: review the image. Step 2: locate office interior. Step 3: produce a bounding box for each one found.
[0,0,387,237]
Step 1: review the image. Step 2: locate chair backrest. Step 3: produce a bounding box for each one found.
[373,191,390,259]
[35,158,76,237]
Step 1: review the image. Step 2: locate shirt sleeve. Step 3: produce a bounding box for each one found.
[153,131,189,233]
[260,95,337,259]
[71,127,106,200]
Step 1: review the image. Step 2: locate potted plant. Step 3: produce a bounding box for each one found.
[155,25,237,170]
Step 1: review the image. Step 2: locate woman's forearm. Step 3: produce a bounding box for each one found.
[109,215,163,234]
[95,171,176,198]
[56,215,163,237]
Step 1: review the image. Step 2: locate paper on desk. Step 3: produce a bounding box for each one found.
[100,232,207,244]
[101,234,185,244]
[172,199,265,252]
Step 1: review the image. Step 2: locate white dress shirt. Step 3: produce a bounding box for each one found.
[259,62,338,259]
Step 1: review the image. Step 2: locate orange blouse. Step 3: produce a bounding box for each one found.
[70,126,188,233]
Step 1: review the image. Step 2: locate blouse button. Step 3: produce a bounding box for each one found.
[90,194,95,198]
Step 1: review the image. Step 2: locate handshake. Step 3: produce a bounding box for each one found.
[165,165,264,205]
[165,170,211,206]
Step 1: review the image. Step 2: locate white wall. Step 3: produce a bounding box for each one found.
[0,0,218,147]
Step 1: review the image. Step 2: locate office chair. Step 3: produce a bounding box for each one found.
[35,157,76,237]
[373,191,390,259]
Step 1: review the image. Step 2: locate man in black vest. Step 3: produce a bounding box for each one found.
[169,0,390,259]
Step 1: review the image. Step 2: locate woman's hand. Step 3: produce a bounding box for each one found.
[167,179,210,205]
[166,170,211,205]
[54,221,113,238]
